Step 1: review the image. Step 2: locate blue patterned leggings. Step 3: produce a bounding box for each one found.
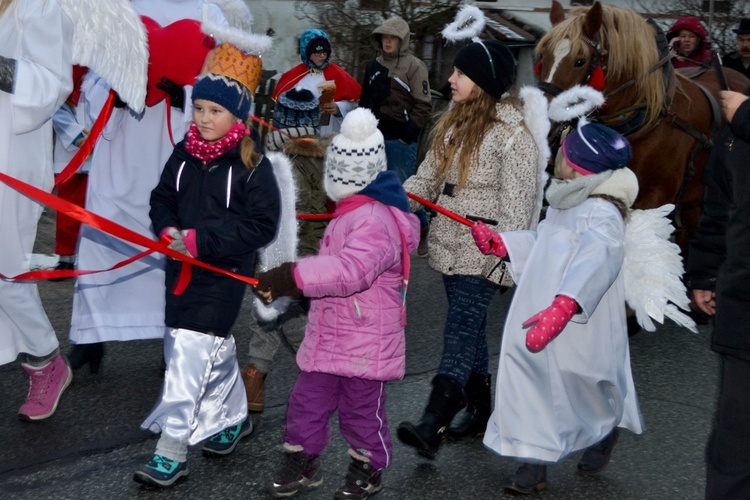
[438,274,498,387]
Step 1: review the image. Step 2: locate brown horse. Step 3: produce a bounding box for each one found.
[535,1,750,252]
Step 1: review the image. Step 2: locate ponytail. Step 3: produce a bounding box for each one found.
[240,121,263,169]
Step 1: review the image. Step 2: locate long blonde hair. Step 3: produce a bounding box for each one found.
[239,120,262,170]
[430,86,504,189]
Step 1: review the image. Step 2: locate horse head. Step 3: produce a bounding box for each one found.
[536,1,666,128]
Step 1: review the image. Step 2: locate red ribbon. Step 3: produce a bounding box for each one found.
[406,192,473,227]
[55,90,116,186]
[0,171,258,287]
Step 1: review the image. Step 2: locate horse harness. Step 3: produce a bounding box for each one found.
[540,25,722,229]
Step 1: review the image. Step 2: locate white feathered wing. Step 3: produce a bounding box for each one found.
[60,0,148,113]
[253,152,299,321]
[624,204,697,332]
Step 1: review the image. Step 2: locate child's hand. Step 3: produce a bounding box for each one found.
[522,295,578,352]
[254,262,302,302]
[471,221,507,258]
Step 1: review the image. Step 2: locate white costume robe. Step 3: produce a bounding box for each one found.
[483,197,644,463]
[70,0,226,344]
[0,0,73,364]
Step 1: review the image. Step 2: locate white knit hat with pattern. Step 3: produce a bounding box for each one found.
[324,108,387,202]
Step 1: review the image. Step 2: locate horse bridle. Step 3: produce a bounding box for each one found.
[537,32,603,97]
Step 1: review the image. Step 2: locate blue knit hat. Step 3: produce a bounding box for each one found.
[192,73,253,119]
[273,87,320,128]
[562,122,632,175]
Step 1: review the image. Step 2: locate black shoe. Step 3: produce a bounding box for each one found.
[576,428,620,476]
[397,374,466,459]
[334,457,383,499]
[49,261,74,282]
[448,373,492,439]
[504,463,547,495]
[68,343,105,374]
[397,412,443,460]
[266,451,323,497]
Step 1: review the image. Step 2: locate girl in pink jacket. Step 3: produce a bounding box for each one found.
[255,108,420,499]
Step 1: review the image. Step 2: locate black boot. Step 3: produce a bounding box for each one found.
[68,343,105,373]
[576,428,619,476]
[504,462,547,495]
[397,374,466,459]
[447,372,492,439]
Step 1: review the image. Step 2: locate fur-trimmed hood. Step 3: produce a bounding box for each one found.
[283,135,330,158]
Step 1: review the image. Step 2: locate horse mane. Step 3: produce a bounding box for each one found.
[537,4,665,128]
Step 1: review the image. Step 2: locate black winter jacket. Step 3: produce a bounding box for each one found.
[150,142,280,336]
[687,94,750,361]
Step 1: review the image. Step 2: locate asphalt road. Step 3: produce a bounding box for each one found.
[0,208,717,499]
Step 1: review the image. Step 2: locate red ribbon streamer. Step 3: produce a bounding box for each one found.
[406,192,473,227]
[0,172,258,287]
[55,90,116,186]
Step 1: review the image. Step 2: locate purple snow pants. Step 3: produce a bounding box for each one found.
[285,370,393,470]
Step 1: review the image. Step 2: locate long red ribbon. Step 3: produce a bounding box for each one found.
[55,90,116,186]
[0,171,258,286]
[406,192,473,227]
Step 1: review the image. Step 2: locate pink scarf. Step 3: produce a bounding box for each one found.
[184,122,248,164]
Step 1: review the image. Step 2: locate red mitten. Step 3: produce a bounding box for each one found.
[522,295,578,352]
[471,221,507,258]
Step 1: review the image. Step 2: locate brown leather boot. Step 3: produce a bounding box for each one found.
[242,364,267,412]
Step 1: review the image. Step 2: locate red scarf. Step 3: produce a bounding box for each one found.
[184,122,248,164]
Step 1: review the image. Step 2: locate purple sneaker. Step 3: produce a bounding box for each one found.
[18,354,73,421]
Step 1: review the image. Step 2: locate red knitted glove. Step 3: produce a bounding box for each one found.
[522,295,578,352]
[471,221,507,258]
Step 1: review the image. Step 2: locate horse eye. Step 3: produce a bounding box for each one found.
[574,58,586,68]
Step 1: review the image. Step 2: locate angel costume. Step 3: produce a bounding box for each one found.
[70,0,227,344]
[0,0,73,364]
[483,169,645,463]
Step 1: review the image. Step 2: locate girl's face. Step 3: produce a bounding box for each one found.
[309,51,329,68]
[193,99,241,143]
[554,148,583,180]
[448,67,476,103]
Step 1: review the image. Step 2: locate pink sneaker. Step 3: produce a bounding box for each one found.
[18,354,73,421]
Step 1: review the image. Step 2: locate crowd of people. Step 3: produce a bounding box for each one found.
[2,0,750,497]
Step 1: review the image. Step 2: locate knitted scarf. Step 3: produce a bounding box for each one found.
[184,122,248,164]
[545,171,614,210]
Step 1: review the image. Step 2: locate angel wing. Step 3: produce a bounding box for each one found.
[60,0,148,113]
[207,0,254,32]
[624,204,697,332]
[519,86,551,229]
[253,151,299,321]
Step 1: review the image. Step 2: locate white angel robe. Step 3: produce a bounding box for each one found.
[69,0,226,344]
[0,0,73,364]
[483,197,644,463]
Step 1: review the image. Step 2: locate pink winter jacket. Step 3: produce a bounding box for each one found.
[294,195,420,381]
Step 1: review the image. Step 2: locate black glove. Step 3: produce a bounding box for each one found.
[156,77,185,111]
[254,262,302,302]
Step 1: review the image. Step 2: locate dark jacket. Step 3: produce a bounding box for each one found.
[150,141,280,336]
[722,51,750,79]
[359,16,432,143]
[686,94,750,361]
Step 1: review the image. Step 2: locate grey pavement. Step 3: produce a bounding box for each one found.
[0,208,717,499]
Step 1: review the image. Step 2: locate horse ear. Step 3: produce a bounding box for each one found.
[550,0,565,26]
[582,1,603,40]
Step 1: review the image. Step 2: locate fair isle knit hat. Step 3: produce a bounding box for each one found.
[562,122,632,175]
[324,108,387,202]
[273,87,320,129]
